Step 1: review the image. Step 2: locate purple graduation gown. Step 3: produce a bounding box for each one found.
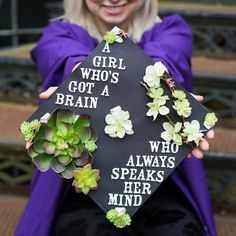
[15,15,216,236]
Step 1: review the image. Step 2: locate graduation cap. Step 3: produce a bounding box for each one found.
[21,27,217,228]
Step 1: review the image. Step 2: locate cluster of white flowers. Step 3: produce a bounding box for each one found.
[161,120,205,146]
[172,90,192,118]
[104,106,134,139]
[143,62,170,120]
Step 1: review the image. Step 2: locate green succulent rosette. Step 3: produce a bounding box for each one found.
[103,31,117,44]
[26,109,98,179]
[20,119,40,141]
[106,207,131,228]
[204,112,218,129]
[72,163,100,194]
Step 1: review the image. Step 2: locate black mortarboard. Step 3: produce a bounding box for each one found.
[25,28,215,224]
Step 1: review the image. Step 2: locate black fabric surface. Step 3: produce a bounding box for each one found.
[51,177,204,236]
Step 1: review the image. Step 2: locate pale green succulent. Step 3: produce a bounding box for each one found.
[72,163,100,194]
[161,122,183,145]
[182,120,204,146]
[204,112,218,129]
[106,208,131,228]
[173,99,192,118]
[172,90,186,100]
[27,109,98,179]
[103,31,117,44]
[20,119,40,141]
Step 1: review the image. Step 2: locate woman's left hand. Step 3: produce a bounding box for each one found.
[187,94,215,158]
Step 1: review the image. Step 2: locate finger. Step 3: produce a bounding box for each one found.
[39,87,58,99]
[191,148,204,159]
[72,62,81,72]
[25,141,32,150]
[190,93,204,102]
[199,138,209,151]
[206,129,215,139]
[186,153,192,158]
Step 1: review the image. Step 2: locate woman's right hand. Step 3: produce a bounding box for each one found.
[25,86,59,149]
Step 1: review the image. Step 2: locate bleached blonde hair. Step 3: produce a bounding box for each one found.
[63,0,160,42]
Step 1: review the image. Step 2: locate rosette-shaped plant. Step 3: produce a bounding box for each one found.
[20,119,40,141]
[106,207,131,228]
[143,62,167,88]
[104,106,134,138]
[72,164,100,194]
[27,109,98,179]
[204,112,218,129]
[161,122,183,145]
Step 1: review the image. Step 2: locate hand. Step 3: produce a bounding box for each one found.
[187,94,215,159]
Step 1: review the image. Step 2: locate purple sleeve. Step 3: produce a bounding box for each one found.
[31,20,98,91]
[139,15,193,91]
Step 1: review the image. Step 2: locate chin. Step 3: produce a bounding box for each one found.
[103,16,127,27]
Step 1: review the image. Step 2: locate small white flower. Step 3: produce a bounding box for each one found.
[161,122,183,145]
[148,87,169,105]
[183,120,204,146]
[115,207,126,217]
[111,27,123,43]
[146,101,170,121]
[104,106,134,138]
[40,113,50,123]
[172,99,192,118]
[172,90,186,100]
[143,62,167,88]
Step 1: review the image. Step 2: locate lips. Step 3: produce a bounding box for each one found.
[102,3,127,16]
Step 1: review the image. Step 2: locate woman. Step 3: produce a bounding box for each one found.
[15,1,216,235]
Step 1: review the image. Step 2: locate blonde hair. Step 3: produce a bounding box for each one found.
[63,0,160,42]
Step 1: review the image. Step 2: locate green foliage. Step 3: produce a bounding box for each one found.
[204,112,218,129]
[26,109,98,179]
[106,208,131,228]
[72,164,100,194]
[20,119,40,141]
[103,31,117,44]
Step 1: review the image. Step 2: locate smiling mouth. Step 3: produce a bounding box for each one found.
[102,3,127,8]
[101,3,127,15]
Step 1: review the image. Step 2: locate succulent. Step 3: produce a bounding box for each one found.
[106,207,131,228]
[204,112,218,129]
[72,164,100,194]
[27,109,98,179]
[20,119,40,141]
[103,31,117,44]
